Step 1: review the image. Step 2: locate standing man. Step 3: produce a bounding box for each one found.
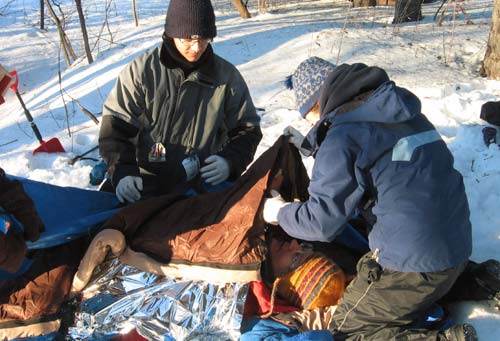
[264,63,476,340]
[99,0,262,203]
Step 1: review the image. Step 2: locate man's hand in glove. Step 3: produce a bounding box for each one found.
[283,126,305,150]
[263,190,289,225]
[116,176,143,203]
[201,155,230,185]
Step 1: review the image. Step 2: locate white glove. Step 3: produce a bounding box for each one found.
[283,126,305,150]
[116,176,143,203]
[263,190,289,225]
[200,155,230,185]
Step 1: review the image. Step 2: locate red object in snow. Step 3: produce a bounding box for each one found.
[8,70,65,154]
[31,138,66,154]
[9,70,19,92]
[0,64,14,105]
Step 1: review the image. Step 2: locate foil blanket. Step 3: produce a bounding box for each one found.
[69,258,249,340]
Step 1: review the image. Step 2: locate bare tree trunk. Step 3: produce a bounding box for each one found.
[64,34,78,60]
[481,0,500,79]
[232,0,251,18]
[75,0,93,64]
[45,0,77,67]
[393,0,422,24]
[46,0,71,66]
[132,0,138,26]
[258,0,267,14]
[353,0,376,7]
[351,0,396,6]
[40,0,45,30]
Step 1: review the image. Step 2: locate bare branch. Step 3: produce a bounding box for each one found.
[132,0,138,26]
[0,0,15,16]
[63,90,100,125]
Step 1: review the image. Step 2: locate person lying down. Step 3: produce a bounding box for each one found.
[68,135,499,340]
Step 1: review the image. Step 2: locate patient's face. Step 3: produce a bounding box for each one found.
[270,238,313,277]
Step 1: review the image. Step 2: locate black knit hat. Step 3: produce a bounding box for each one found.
[164,0,217,39]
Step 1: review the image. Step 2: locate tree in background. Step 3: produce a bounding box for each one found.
[75,0,93,64]
[393,0,422,24]
[40,0,45,30]
[481,0,500,79]
[258,0,267,14]
[353,0,396,6]
[132,0,138,27]
[45,0,77,67]
[232,0,251,18]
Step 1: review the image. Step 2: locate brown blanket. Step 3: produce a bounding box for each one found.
[0,239,86,338]
[101,136,309,271]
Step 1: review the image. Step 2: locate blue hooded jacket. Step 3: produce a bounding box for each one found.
[278,64,472,272]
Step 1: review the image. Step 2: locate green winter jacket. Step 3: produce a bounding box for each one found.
[99,43,262,195]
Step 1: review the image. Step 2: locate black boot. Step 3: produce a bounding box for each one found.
[440,259,500,308]
[443,323,478,341]
[473,259,500,308]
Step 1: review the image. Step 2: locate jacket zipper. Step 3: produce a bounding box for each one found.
[164,71,184,150]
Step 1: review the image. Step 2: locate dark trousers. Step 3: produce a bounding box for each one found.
[330,251,467,340]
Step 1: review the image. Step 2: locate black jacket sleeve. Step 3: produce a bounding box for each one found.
[99,115,141,188]
[218,124,262,180]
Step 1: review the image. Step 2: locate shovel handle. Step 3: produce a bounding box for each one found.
[14,90,43,143]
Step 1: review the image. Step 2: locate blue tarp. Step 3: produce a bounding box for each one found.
[9,175,121,250]
[0,175,121,280]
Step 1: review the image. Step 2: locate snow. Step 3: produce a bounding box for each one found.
[0,0,499,339]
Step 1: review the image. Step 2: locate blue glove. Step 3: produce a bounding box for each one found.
[200,155,230,185]
[89,160,108,186]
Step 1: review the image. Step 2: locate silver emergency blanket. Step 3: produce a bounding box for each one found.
[69,258,249,340]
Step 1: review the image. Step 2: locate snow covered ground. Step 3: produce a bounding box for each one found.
[0,0,499,339]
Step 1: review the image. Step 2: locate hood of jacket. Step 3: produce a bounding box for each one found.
[302,64,422,155]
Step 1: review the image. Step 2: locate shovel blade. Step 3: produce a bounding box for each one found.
[33,138,65,154]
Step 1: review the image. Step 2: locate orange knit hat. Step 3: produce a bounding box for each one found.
[274,253,346,311]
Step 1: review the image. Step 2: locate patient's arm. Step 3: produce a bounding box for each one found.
[70,229,126,294]
[71,228,263,296]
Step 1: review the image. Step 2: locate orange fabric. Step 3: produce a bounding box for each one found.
[276,254,346,310]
